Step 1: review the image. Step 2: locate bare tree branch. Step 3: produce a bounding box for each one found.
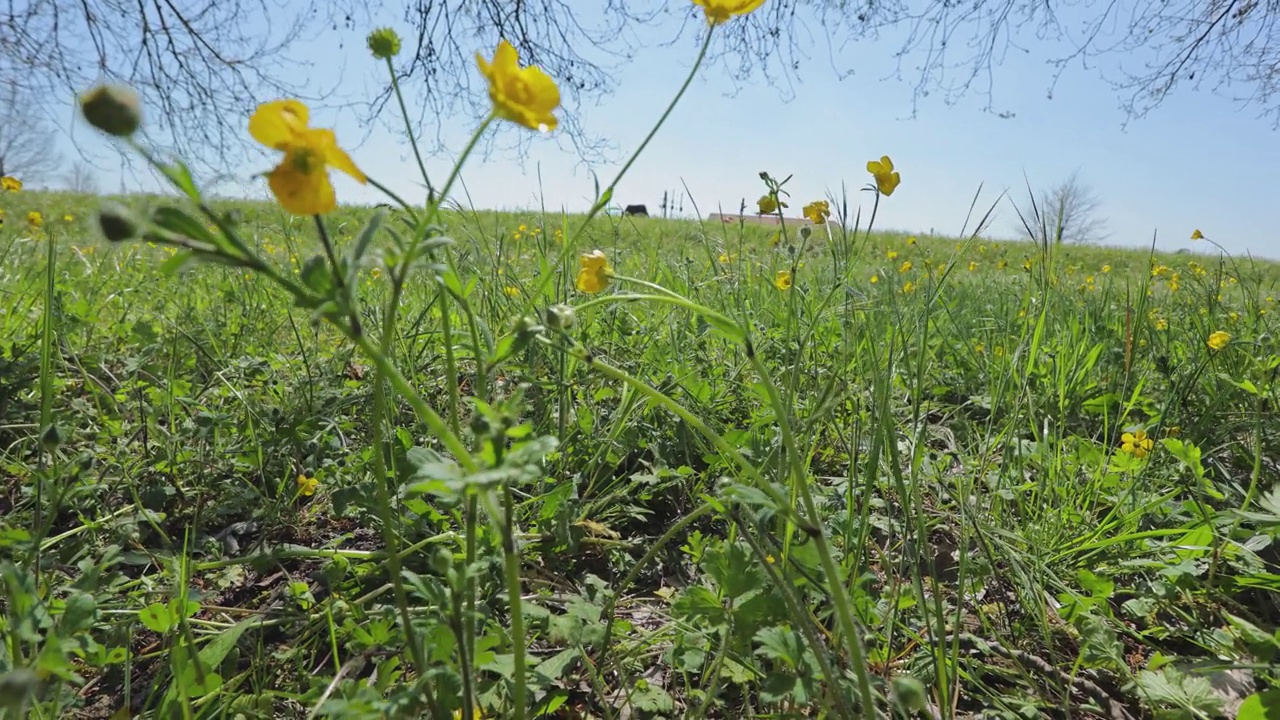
[0,83,63,182]
[3,0,1278,181]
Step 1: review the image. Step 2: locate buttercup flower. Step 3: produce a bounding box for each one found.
[866,155,901,196]
[692,0,766,26]
[1207,330,1230,351]
[1120,430,1154,458]
[477,39,561,131]
[1191,229,1204,240]
[296,474,319,497]
[902,281,915,294]
[887,249,899,260]
[774,269,793,290]
[899,260,912,273]
[1,176,21,192]
[1102,264,1111,273]
[27,211,43,228]
[576,250,611,294]
[249,99,367,215]
[757,194,785,214]
[802,200,830,224]
[869,274,879,284]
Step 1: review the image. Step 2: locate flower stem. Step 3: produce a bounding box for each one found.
[386,56,436,202]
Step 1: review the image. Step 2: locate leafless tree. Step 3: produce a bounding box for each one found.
[2,1,1277,176]
[63,160,101,194]
[0,83,62,182]
[1014,170,1110,245]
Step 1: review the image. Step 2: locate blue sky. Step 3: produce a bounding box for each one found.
[56,3,1280,258]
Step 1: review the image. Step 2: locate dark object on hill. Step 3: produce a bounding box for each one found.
[624,204,648,217]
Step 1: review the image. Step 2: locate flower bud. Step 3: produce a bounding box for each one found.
[97,203,139,242]
[79,84,142,137]
[367,28,402,59]
[544,304,575,331]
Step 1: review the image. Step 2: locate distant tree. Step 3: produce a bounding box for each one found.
[0,84,62,182]
[63,160,101,194]
[1014,170,1109,245]
[3,1,1277,174]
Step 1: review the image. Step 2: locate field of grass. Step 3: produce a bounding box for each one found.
[2,184,1279,719]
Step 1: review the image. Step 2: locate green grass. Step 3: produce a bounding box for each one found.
[2,186,1279,719]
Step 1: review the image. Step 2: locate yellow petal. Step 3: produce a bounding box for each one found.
[267,161,336,215]
[313,129,367,183]
[249,99,309,150]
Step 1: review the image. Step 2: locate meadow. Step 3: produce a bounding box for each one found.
[2,186,1278,719]
[2,14,1280,719]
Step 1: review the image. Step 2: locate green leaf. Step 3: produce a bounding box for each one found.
[631,680,674,713]
[150,207,219,247]
[345,209,386,285]
[1135,667,1224,718]
[160,160,202,201]
[59,592,98,634]
[1077,568,1114,599]
[754,625,804,667]
[139,603,174,633]
[1237,689,1280,720]
[671,586,727,628]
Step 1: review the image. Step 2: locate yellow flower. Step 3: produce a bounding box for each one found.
[296,474,319,497]
[1207,330,1230,351]
[63,214,74,223]
[774,269,793,290]
[249,99,367,215]
[869,274,879,284]
[968,261,978,272]
[802,200,830,224]
[769,231,782,247]
[576,250,611,294]
[997,260,1008,270]
[1120,430,1154,459]
[993,346,1005,358]
[866,155,901,196]
[974,343,985,355]
[1022,259,1033,271]
[899,260,912,273]
[765,554,776,565]
[27,211,43,228]
[1,176,21,192]
[907,236,917,245]
[1191,229,1204,240]
[1154,317,1168,331]
[691,0,766,25]
[503,286,520,297]
[886,249,899,260]
[1228,311,1239,322]
[902,281,915,294]
[758,194,785,214]
[718,252,733,264]
[452,709,484,720]
[476,39,561,131]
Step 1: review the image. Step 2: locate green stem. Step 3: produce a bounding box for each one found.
[746,348,878,715]
[386,56,436,202]
[427,114,495,225]
[347,333,476,472]
[501,478,528,719]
